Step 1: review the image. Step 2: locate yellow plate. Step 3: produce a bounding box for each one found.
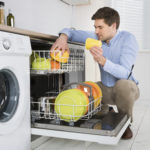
[55,89,89,122]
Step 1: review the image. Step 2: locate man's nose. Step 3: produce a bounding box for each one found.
[95,28,99,34]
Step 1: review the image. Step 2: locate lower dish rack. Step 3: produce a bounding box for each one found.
[31,83,102,126]
[31,96,101,126]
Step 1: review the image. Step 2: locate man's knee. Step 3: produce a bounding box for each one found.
[113,79,140,101]
[113,80,140,119]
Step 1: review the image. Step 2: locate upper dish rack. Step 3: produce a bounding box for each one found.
[30,48,85,75]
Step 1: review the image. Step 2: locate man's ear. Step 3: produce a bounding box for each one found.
[112,22,117,29]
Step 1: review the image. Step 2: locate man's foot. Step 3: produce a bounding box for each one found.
[122,126,133,139]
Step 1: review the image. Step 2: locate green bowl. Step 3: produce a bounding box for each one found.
[32,58,51,70]
[30,52,40,64]
[55,89,89,122]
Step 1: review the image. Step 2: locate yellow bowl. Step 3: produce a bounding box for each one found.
[85,38,102,50]
[50,51,69,63]
[55,89,89,122]
[32,58,51,70]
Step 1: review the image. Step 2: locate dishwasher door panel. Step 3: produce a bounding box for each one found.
[31,112,130,145]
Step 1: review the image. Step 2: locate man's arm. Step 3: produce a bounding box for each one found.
[59,28,97,43]
[50,28,97,52]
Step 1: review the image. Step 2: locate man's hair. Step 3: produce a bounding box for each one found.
[91,7,120,29]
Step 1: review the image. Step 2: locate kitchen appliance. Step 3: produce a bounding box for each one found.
[30,38,130,145]
[0,31,32,150]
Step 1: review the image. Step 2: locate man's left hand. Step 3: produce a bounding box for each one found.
[89,46,106,67]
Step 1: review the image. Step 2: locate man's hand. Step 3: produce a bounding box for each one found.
[89,46,106,67]
[50,34,70,54]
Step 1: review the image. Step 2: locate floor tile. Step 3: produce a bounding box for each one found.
[131,105,150,150]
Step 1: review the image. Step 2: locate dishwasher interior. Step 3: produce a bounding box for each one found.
[30,38,130,145]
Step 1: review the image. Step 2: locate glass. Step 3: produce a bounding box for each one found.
[0,1,5,24]
[7,9,15,27]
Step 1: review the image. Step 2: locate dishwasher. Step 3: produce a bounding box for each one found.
[30,38,130,145]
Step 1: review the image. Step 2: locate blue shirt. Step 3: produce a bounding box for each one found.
[60,28,139,87]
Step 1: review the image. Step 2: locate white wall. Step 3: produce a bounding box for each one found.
[134,52,150,100]
[3,0,72,35]
[72,0,112,30]
[143,0,150,49]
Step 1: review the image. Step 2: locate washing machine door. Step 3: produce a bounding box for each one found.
[0,69,20,131]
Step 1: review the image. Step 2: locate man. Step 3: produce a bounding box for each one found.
[51,7,140,139]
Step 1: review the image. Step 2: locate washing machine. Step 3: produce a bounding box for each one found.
[0,31,32,150]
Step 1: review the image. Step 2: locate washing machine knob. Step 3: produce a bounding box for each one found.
[3,39,11,50]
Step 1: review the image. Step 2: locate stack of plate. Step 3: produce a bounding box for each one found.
[55,81,102,122]
[55,89,89,122]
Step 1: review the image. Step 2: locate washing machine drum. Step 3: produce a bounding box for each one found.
[0,70,19,122]
[0,73,8,115]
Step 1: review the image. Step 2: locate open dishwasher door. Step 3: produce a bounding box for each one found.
[31,111,130,145]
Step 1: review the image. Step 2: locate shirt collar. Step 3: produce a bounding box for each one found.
[102,30,120,47]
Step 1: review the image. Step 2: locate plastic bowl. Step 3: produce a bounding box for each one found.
[32,58,51,70]
[50,50,69,63]
[50,60,61,70]
[85,38,102,50]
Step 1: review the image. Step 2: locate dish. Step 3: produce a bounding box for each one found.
[85,38,102,50]
[32,58,51,70]
[77,81,102,109]
[85,81,102,108]
[50,50,69,63]
[30,52,39,64]
[50,60,61,70]
[54,89,89,122]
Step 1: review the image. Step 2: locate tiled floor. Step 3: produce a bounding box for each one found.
[32,99,150,150]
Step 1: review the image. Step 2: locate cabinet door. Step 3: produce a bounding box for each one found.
[85,50,100,82]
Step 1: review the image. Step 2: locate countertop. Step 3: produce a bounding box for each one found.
[0,25,58,41]
[0,25,84,46]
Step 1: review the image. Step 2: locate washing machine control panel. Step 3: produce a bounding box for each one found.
[0,31,32,56]
[3,39,11,50]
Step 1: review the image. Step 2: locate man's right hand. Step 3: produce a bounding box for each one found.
[50,34,70,54]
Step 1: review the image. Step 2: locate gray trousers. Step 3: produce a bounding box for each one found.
[96,80,140,122]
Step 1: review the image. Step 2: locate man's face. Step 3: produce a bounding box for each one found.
[94,19,116,42]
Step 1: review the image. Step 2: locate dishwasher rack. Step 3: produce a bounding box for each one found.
[31,96,101,125]
[30,49,85,74]
[31,83,102,126]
